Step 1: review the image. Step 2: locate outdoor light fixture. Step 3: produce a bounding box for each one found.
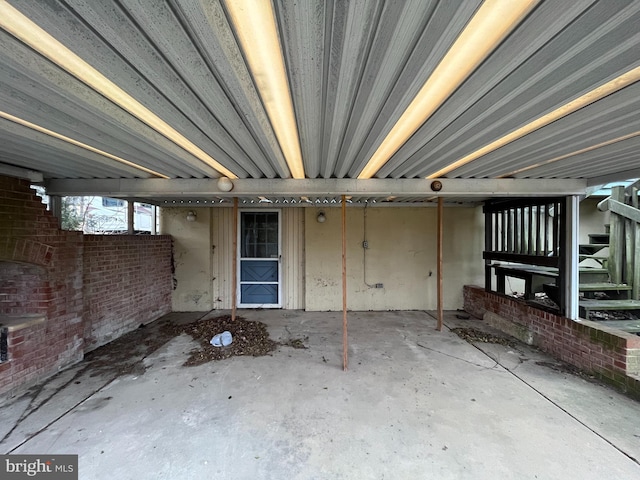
[430,180,443,192]
[357,0,538,179]
[186,211,197,222]
[224,0,305,179]
[217,176,234,192]
[0,2,237,179]
[316,212,326,223]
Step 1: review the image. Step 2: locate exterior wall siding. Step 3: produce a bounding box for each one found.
[163,206,306,311]
[304,206,484,311]
[212,207,234,310]
[165,205,484,312]
[282,208,305,310]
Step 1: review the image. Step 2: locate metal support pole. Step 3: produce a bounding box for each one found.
[342,195,348,371]
[437,197,444,331]
[232,197,238,321]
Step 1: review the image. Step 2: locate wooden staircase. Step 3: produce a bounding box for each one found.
[483,192,640,333]
[574,184,640,332]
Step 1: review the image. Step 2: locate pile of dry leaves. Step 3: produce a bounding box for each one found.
[164,315,279,366]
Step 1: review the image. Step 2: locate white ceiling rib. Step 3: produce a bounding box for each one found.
[0,0,637,202]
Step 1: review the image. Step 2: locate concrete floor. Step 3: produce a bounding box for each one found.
[1,310,639,480]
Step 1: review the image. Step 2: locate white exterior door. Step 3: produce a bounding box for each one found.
[237,210,281,308]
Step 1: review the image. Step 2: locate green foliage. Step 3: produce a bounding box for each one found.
[61,197,83,231]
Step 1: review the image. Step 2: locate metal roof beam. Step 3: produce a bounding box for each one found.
[44,178,586,198]
[0,161,42,182]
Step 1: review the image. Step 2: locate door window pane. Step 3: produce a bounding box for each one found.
[241,212,278,258]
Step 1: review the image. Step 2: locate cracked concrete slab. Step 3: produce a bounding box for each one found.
[1,310,639,479]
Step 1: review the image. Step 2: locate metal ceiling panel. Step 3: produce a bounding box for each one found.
[385,0,640,179]
[0,0,639,200]
[451,82,640,178]
[0,120,151,178]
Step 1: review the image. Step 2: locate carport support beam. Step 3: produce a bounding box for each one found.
[437,197,443,331]
[127,200,134,234]
[342,194,348,371]
[232,197,238,321]
[564,195,579,320]
[50,195,62,229]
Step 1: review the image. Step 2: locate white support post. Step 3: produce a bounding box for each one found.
[49,195,62,229]
[151,205,157,235]
[564,196,579,320]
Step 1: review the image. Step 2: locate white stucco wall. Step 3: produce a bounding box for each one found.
[304,206,484,311]
[577,197,609,270]
[161,207,305,311]
[162,205,485,312]
[579,197,609,243]
[161,207,213,311]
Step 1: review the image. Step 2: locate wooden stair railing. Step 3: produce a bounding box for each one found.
[597,184,640,300]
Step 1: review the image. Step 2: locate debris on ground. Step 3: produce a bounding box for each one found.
[588,310,640,321]
[165,315,278,366]
[85,322,175,377]
[535,360,596,379]
[280,336,309,349]
[210,330,233,347]
[450,327,517,347]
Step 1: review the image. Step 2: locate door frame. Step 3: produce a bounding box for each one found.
[237,209,282,308]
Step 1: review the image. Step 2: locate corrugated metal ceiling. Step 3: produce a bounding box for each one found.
[0,0,639,202]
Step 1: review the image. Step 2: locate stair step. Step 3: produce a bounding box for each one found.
[588,233,610,244]
[579,300,640,320]
[579,244,607,255]
[579,254,608,260]
[578,267,609,283]
[579,283,632,292]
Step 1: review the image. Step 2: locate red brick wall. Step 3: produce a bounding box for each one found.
[464,285,640,398]
[0,175,172,395]
[0,176,84,394]
[83,235,172,350]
